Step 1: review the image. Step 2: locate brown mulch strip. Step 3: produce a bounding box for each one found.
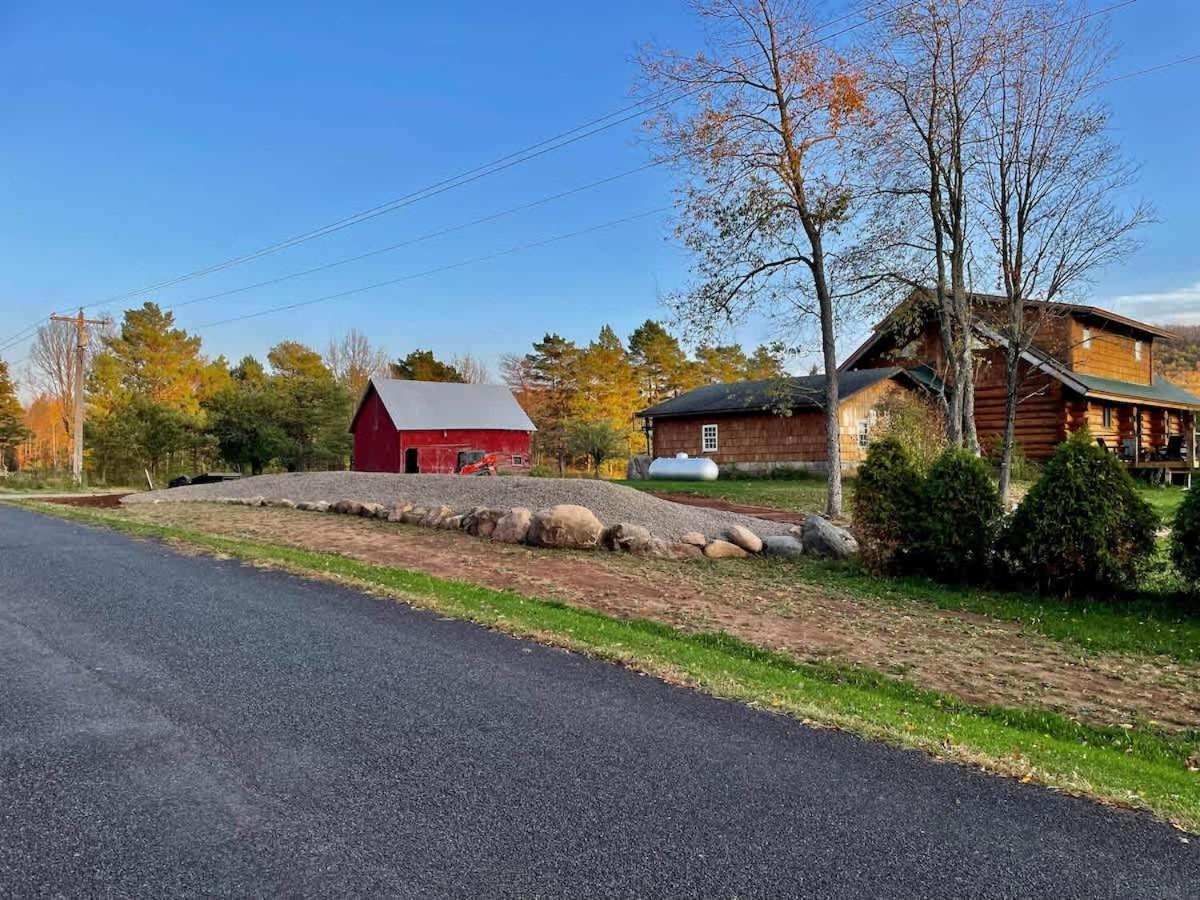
[646,492,807,525]
[44,494,130,508]
[118,503,1200,733]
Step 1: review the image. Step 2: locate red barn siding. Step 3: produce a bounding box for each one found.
[398,429,532,474]
[352,388,402,473]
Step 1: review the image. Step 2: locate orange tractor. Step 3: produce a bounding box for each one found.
[455,450,499,476]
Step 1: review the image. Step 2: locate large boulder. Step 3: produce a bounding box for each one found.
[724,525,763,554]
[680,531,708,548]
[267,498,296,509]
[333,499,364,516]
[296,500,330,513]
[626,454,652,481]
[359,502,386,519]
[493,508,533,544]
[703,539,750,559]
[464,507,506,538]
[400,506,428,525]
[761,534,805,558]
[801,516,859,559]
[527,505,604,550]
[421,505,455,528]
[439,514,465,530]
[601,522,654,553]
[667,541,705,560]
[387,502,413,522]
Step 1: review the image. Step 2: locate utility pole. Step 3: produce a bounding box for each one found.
[48,309,110,485]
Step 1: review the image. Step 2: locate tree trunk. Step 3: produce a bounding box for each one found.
[997,338,1020,505]
[813,254,842,518]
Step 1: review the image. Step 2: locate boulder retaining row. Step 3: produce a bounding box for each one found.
[724,525,764,554]
[800,516,859,559]
[527,504,604,550]
[492,508,532,544]
[703,539,750,559]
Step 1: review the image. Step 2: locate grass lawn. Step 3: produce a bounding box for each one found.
[618,474,842,514]
[625,473,1190,524]
[1138,484,1188,521]
[624,474,1200,661]
[18,499,1200,832]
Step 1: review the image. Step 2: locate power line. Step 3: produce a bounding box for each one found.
[1097,52,1200,87]
[166,162,661,314]
[194,207,668,330]
[0,0,917,352]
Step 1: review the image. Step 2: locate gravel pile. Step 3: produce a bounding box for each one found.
[124,472,794,541]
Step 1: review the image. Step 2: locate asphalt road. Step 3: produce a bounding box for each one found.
[0,505,1195,898]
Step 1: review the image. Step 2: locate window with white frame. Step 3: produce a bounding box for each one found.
[1082,327,1093,349]
[857,420,870,449]
[701,423,719,453]
[1135,340,1143,361]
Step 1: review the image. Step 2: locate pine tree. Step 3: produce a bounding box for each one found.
[628,320,691,405]
[0,360,29,470]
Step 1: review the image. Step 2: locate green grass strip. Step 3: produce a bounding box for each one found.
[17,500,1200,831]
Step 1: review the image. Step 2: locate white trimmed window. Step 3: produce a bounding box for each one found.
[1082,327,1093,349]
[511,455,524,466]
[857,420,870,449]
[1135,340,1143,361]
[701,424,719,453]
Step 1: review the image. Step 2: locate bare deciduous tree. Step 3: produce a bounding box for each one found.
[451,353,491,384]
[868,0,1001,450]
[325,328,390,398]
[639,0,873,516]
[980,0,1149,502]
[30,317,111,441]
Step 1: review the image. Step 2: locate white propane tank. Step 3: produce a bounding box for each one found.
[648,452,719,482]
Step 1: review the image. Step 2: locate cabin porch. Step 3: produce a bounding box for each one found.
[1070,399,1198,484]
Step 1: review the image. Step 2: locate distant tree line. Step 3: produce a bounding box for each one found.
[2,303,496,485]
[1,302,785,483]
[501,321,786,474]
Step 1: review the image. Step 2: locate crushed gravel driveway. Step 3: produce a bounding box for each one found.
[125,472,796,540]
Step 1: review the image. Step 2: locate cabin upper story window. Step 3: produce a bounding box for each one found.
[1081,328,1093,350]
[1135,340,1143,361]
[701,424,719,453]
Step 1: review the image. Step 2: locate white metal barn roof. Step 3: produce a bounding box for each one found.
[357,378,537,432]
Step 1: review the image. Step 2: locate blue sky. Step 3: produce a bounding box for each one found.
[1,0,1197,386]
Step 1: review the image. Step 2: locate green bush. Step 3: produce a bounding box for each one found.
[1170,485,1200,586]
[852,437,923,572]
[1000,429,1158,597]
[909,448,1002,580]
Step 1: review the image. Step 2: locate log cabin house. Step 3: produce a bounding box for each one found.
[842,293,1200,478]
[638,367,931,474]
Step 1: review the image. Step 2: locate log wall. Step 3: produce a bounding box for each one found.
[972,351,1065,460]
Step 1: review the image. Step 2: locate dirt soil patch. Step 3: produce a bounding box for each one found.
[43,494,129,508]
[119,502,1200,733]
[647,491,807,525]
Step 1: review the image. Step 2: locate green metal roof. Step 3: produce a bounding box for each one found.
[1070,372,1200,408]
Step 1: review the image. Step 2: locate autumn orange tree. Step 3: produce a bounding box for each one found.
[639,0,873,515]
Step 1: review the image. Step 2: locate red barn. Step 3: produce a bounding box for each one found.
[349,378,536,474]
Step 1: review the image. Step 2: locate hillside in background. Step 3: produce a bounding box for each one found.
[1156,325,1200,393]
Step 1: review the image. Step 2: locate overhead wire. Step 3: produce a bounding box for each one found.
[0,0,920,351]
[193,207,670,330]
